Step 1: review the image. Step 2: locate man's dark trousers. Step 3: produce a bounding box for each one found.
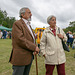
[12,56,33,75]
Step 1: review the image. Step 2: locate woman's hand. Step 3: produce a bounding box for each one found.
[57,34,64,39]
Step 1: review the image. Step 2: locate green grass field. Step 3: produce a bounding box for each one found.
[0,39,75,75]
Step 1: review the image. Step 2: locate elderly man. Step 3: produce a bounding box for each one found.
[9,7,39,75]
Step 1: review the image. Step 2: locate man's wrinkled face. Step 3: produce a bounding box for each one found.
[22,8,32,21]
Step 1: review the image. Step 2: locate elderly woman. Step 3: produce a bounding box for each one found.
[40,15,67,75]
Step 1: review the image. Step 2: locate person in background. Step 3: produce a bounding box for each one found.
[72,33,75,49]
[37,29,43,56]
[9,7,39,75]
[3,30,7,39]
[0,30,2,39]
[66,31,70,46]
[40,15,67,75]
[68,31,74,47]
[8,31,12,39]
[37,29,43,48]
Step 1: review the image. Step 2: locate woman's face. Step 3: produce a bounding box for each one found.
[49,17,56,27]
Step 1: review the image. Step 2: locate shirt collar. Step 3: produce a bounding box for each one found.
[50,27,56,31]
[22,18,28,25]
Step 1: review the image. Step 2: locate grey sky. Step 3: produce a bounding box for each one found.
[0,0,75,29]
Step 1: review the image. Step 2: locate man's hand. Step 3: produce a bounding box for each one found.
[43,54,46,58]
[35,46,40,53]
[33,52,37,55]
[33,46,40,55]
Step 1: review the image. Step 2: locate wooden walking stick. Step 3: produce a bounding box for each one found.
[35,54,38,75]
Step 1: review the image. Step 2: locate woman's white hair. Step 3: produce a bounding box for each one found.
[47,15,56,24]
[19,7,28,18]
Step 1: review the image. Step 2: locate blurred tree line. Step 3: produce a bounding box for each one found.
[0,9,75,33]
[63,21,75,33]
[0,8,16,28]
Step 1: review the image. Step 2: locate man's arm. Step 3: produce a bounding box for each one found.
[12,22,36,52]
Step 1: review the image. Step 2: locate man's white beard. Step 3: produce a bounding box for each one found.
[27,18,31,21]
